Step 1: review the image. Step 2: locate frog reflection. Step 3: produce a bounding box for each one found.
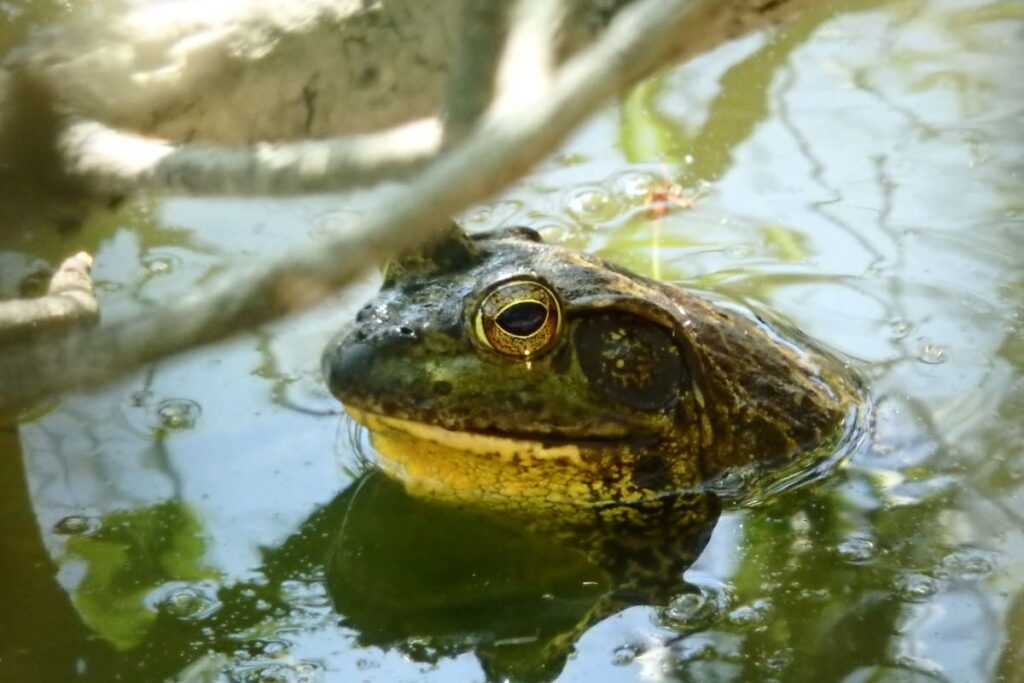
[322,470,720,682]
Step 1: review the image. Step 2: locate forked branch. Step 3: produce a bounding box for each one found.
[0,0,704,411]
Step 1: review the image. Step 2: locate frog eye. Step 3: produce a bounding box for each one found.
[474,280,561,359]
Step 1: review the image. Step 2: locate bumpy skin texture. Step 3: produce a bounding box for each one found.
[323,224,862,512]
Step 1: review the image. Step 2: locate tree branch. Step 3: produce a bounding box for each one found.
[1,0,812,214]
[0,253,98,346]
[0,0,704,412]
[442,0,512,143]
[495,0,567,105]
[59,118,443,196]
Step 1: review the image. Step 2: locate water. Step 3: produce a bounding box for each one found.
[1,1,1022,681]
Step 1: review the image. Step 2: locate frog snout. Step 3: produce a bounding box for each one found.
[322,326,418,399]
[323,338,375,398]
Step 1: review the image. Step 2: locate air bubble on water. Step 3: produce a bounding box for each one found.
[149,582,222,621]
[309,210,359,240]
[726,598,772,630]
[143,256,173,275]
[611,643,644,666]
[798,587,830,601]
[836,536,877,564]
[896,574,940,602]
[129,390,153,408]
[237,661,323,683]
[142,251,183,276]
[259,639,291,658]
[566,187,620,222]
[280,579,331,611]
[939,548,994,579]
[466,207,492,224]
[918,344,948,365]
[664,593,707,625]
[724,244,755,259]
[612,171,656,200]
[53,514,99,536]
[532,220,574,244]
[888,318,911,339]
[660,584,728,631]
[157,398,202,430]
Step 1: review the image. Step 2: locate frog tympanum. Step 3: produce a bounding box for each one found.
[323,222,863,514]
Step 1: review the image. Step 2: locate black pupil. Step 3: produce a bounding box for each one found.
[496,302,548,336]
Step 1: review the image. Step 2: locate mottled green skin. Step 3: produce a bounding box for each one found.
[323,223,862,508]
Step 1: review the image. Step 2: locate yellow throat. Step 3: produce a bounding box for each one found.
[346,408,653,511]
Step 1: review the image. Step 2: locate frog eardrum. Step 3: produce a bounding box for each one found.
[474,279,561,359]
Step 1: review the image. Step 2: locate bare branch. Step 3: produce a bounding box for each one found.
[0,253,98,346]
[492,0,567,112]
[60,118,443,196]
[0,0,704,412]
[13,0,623,145]
[443,1,512,143]
[2,0,813,209]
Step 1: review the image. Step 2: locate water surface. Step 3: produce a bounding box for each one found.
[1,1,1022,681]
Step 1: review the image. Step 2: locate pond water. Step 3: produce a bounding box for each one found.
[1,1,1022,682]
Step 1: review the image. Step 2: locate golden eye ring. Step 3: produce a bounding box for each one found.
[474,280,561,359]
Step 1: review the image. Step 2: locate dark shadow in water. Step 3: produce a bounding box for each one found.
[0,428,111,681]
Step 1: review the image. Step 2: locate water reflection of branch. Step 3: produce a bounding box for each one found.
[774,64,886,264]
[847,0,938,142]
[126,364,186,498]
[869,153,919,382]
[252,330,340,417]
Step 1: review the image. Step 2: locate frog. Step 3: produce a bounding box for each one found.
[322,222,865,516]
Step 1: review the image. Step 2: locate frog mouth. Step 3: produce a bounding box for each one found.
[345,407,594,462]
[344,407,673,508]
[345,405,652,446]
